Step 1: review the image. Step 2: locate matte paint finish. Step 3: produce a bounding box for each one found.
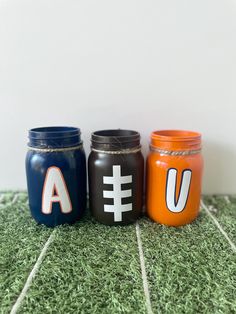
[146,130,203,227]
[146,153,203,226]
[89,151,144,225]
[26,149,86,227]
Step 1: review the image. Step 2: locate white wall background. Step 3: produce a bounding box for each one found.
[0,0,235,193]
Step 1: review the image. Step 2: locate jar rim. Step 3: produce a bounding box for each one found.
[91,129,140,150]
[152,129,201,141]
[151,129,201,151]
[29,126,80,138]
[92,129,140,142]
[28,126,82,148]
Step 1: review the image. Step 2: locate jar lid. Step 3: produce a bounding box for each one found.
[28,126,82,148]
[151,130,201,151]
[91,129,140,151]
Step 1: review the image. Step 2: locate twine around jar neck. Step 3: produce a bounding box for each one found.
[149,145,201,156]
[91,146,141,154]
[28,144,83,153]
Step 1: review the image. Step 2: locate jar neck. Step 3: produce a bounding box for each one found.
[28,126,82,149]
[150,130,202,152]
[91,129,141,151]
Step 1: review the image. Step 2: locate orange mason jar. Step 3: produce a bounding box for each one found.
[146,130,203,226]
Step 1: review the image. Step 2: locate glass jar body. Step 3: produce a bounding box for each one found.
[88,150,144,225]
[26,148,86,227]
[146,151,203,226]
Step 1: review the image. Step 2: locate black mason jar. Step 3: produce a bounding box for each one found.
[88,129,144,225]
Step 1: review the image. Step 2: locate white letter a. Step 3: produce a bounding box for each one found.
[166,168,192,213]
[42,167,72,214]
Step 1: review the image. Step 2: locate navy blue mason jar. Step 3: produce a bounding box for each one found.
[26,127,87,227]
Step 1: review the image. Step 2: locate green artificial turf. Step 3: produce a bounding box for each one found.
[18,216,146,314]
[0,192,51,313]
[0,192,235,314]
[139,211,236,313]
[204,195,236,242]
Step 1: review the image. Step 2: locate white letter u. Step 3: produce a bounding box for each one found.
[166,168,192,213]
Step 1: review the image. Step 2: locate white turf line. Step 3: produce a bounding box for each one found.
[224,196,230,204]
[10,230,56,314]
[0,193,19,208]
[11,193,19,205]
[135,222,153,314]
[0,195,5,208]
[200,199,236,253]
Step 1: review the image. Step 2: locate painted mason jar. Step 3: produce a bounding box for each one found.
[26,126,86,227]
[88,129,144,225]
[146,130,203,227]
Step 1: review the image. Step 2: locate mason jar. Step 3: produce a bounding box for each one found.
[146,130,203,227]
[26,126,86,227]
[88,129,144,225]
